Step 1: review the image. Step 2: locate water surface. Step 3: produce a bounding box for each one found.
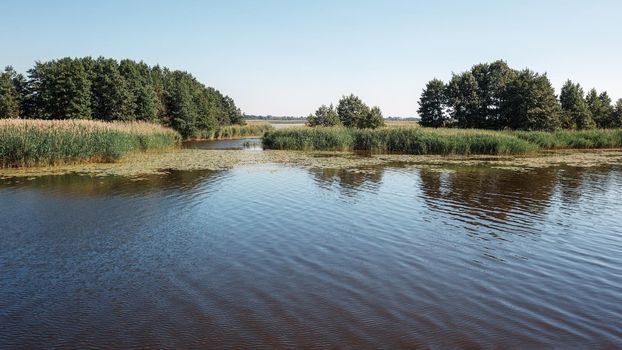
[1,143,622,348]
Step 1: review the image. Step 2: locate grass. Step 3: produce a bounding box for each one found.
[263,126,622,155]
[0,119,180,168]
[194,123,274,140]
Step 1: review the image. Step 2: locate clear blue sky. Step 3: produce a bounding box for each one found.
[1,0,620,117]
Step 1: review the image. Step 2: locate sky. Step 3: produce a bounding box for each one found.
[1,0,621,117]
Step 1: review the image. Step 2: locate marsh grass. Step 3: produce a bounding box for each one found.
[195,123,274,140]
[0,119,180,168]
[263,127,622,155]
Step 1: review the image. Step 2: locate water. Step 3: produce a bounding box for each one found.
[1,142,622,348]
[184,137,263,150]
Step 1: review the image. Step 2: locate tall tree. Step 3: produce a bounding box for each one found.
[337,94,370,128]
[362,106,384,129]
[470,60,517,128]
[307,104,340,127]
[446,72,480,128]
[418,78,449,127]
[166,71,199,138]
[559,80,593,129]
[586,89,615,128]
[501,70,561,131]
[613,99,622,128]
[222,95,243,125]
[119,59,159,121]
[2,57,244,137]
[28,58,92,119]
[90,57,132,120]
[0,66,22,118]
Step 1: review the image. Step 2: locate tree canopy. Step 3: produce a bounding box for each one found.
[306,94,384,129]
[418,60,621,130]
[417,78,449,128]
[307,104,340,127]
[0,57,244,138]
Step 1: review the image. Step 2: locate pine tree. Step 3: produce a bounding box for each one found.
[586,89,615,128]
[90,57,132,120]
[613,99,622,128]
[29,58,92,119]
[362,106,384,129]
[337,94,370,128]
[0,66,22,118]
[307,104,340,127]
[559,80,594,129]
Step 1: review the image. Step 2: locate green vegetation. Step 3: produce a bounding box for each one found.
[0,119,180,168]
[307,94,384,129]
[263,126,622,155]
[418,60,622,130]
[193,123,274,140]
[0,58,246,139]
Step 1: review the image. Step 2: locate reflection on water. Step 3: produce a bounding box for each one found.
[310,167,384,197]
[1,162,622,348]
[184,138,262,150]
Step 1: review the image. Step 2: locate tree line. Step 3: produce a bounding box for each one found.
[0,57,243,138]
[307,94,384,129]
[418,60,622,130]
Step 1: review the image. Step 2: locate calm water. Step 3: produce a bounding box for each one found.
[1,143,622,348]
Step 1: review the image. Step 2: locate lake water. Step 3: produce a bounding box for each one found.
[1,140,622,348]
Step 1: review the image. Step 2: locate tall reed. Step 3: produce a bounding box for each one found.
[194,123,274,140]
[263,127,622,155]
[0,119,180,168]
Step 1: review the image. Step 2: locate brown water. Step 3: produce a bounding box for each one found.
[1,145,622,348]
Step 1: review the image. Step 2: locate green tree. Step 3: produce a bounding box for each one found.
[613,99,622,128]
[150,65,170,124]
[222,95,243,125]
[0,66,22,118]
[28,58,92,119]
[501,69,561,131]
[470,60,517,128]
[119,60,159,121]
[586,89,615,128]
[337,94,370,128]
[446,72,480,128]
[90,57,132,120]
[559,80,593,129]
[417,78,449,127]
[307,104,340,127]
[362,106,384,129]
[166,71,198,138]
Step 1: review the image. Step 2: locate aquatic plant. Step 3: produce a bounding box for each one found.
[194,123,274,140]
[263,126,622,155]
[0,119,180,167]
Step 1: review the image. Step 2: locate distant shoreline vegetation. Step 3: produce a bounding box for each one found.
[0,57,253,139]
[0,119,179,168]
[263,127,622,155]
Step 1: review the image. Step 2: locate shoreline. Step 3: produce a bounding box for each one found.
[1,148,621,179]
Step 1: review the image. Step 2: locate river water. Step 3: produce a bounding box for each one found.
[1,140,621,348]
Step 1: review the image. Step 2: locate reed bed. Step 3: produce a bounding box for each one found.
[0,119,180,168]
[263,127,622,155]
[195,123,274,140]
